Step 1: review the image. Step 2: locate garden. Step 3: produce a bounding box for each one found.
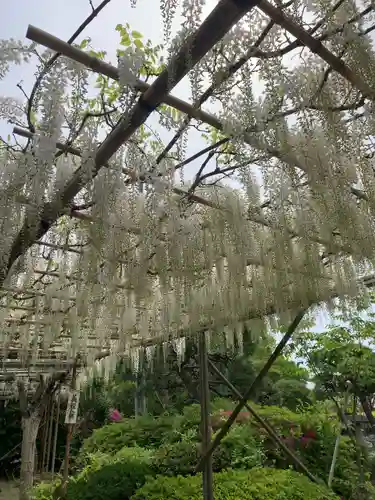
[23,315,375,500]
[2,0,375,498]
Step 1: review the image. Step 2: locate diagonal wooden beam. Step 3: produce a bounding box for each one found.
[258,0,375,100]
[208,358,319,484]
[195,309,307,472]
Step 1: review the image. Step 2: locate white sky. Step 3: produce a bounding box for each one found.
[1,0,365,335]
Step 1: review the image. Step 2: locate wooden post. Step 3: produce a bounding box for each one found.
[18,371,69,500]
[51,392,61,477]
[46,398,55,472]
[41,398,51,473]
[199,332,214,500]
[38,406,46,474]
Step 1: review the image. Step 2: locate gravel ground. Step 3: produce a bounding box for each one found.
[0,480,18,500]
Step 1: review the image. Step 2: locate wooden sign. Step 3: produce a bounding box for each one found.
[65,389,80,424]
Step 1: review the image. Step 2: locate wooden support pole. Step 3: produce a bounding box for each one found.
[328,434,341,488]
[195,310,306,473]
[207,358,319,484]
[39,406,47,474]
[51,392,61,477]
[328,391,350,488]
[199,332,214,500]
[42,396,53,473]
[46,398,55,472]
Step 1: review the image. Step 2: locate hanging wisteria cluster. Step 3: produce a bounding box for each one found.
[0,0,375,384]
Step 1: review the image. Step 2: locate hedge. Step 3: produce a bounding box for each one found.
[77,415,180,463]
[75,400,362,498]
[131,468,338,500]
[67,446,154,500]
[154,424,264,476]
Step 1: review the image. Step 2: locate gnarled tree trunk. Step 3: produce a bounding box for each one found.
[360,396,375,431]
[19,414,41,500]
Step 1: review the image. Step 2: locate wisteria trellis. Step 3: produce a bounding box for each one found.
[1,0,375,495]
[1,0,375,377]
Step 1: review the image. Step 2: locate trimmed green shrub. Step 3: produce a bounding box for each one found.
[131,468,338,500]
[154,423,264,476]
[154,440,200,476]
[75,400,361,499]
[77,415,179,461]
[214,424,265,470]
[67,446,154,500]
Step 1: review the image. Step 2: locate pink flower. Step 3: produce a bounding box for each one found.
[110,408,122,422]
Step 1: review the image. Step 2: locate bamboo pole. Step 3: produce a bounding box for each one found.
[328,435,341,488]
[42,398,52,473]
[39,406,47,474]
[328,390,350,487]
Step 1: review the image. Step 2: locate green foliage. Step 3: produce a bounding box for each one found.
[209,400,362,498]
[153,440,200,476]
[85,22,164,110]
[350,482,375,500]
[296,317,375,397]
[78,415,180,461]
[31,479,61,500]
[154,422,264,476]
[214,424,265,471]
[67,446,153,500]
[131,468,338,500]
[75,394,362,498]
[260,357,312,410]
[301,435,363,499]
[115,445,154,461]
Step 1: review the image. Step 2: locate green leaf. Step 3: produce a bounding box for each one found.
[132,30,143,38]
[120,33,131,46]
[134,39,143,49]
[80,38,89,49]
